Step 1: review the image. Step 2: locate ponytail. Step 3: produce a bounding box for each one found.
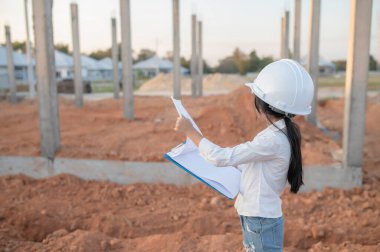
[283,116,303,193]
[255,96,304,193]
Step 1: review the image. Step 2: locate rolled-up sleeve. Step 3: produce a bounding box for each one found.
[198,135,278,167]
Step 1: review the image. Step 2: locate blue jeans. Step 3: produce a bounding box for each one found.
[239,215,284,252]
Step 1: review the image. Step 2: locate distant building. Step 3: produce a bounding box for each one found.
[300,56,336,76]
[97,57,113,80]
[56,52,113,81]
[0,46,35,89]
[55,50,74,80]
[132,55,189,78]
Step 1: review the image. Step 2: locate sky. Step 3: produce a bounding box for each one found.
[0,0,379,66]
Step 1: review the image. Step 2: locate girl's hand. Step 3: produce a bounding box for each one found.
[174,116,194,134]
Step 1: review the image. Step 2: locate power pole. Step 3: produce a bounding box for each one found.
[70,2,83,107]
[111,17,120,99]
[120,0,134,119]
[32,0,60,158]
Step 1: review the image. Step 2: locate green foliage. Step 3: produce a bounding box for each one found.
[55,43,70,54]
[136,49,156,62]
[333,55,378,71]
[332,60,346,71]
[180,57,190,69]
[232,48,248,74]
[369,55,377,71]
[216,56,239,73]
[12,41,26,53]
[216,48,273,74]
[89,48,111,60]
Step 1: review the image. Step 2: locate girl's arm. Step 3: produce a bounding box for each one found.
[174,116,278,167]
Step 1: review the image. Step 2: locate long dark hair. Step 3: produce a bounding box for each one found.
[254,96,303,193]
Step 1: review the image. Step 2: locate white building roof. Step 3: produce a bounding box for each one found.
[55,50,73,68]
[132,55,188,73]
[0,46,29,67]
[98,57,113,70]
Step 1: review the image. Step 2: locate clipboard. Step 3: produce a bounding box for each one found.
[164,98,241,200]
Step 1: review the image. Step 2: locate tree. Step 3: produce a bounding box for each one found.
[216,56,238,73]
[332,60,346,71]
[89,48,111,60]
[12,41,26,53]
[369,55,377,71]
[257,56,273,71]
[55,43,70,54]
[232,48,248,75]
[136,49,155,62]
[246,50,261,72]
[333,55,378,72]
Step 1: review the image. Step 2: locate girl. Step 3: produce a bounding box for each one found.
[174,59,314,252]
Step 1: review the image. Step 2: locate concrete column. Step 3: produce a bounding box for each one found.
[120,0,134,119]
[111,17,120,99]
[306,0,321,125]
[32,0,60,158]
[70,3,83,107]
[342,0,373,184]
[280,16,285,58]
[172,0,181,99]
[197,20,203,97]
[293,0,302,62]
[24,0,36,98]
[284,10,290,58]
[5,25,17,103]
[191,14,197,98]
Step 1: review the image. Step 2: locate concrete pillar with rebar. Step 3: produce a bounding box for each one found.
[172,0,181,99]
[293,0,302,62]
[4,25,17,103]
[24,0,36,98]
[306,0,321,125]
[70,2,83,108]
[191,14,197,98]
[120,0,134,119]
[197,20,203,97]
[342,0,373,187]
[32,0,60,158]
[111,17,120,99]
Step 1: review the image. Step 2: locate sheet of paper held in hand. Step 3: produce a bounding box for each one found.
[164,97,241,200]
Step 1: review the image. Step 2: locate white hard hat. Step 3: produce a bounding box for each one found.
[245,59,314,115]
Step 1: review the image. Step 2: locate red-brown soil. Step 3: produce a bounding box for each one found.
[0,174,379,251]
[1,89,379,251]
[0,87,339,165]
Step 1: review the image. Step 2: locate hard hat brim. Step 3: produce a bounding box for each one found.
[244,82,312,116]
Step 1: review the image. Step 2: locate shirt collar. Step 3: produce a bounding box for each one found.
[264,119,286,133]
[269,119,286,131]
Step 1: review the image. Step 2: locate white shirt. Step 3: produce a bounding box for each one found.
[198,119,290,218]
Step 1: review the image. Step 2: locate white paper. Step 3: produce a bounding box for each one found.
[171,97,202,135]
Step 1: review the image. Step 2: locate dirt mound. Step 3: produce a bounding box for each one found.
[0,173,379,251]
[138,73,251,93]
